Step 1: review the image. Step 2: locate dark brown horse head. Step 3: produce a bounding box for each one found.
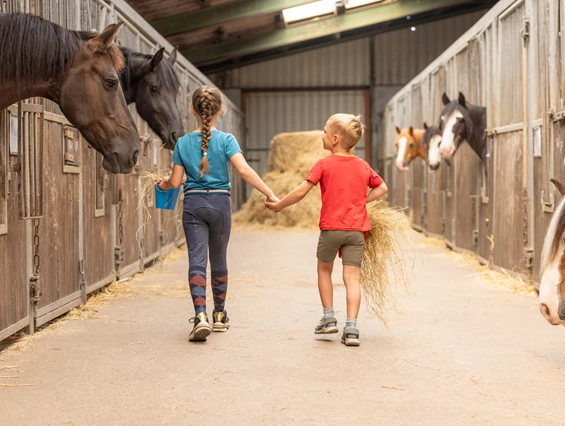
[60,23,139,173]
[394,126,425,171]
[0,14,139,174]
[120,47,184,149]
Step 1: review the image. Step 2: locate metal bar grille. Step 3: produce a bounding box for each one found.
[18,103,44,220]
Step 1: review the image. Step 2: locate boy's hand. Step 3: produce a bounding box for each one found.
[265,201,284,212]
[267,194,280,203]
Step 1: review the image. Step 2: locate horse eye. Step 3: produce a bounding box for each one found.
[104,79,117,89]
[409,143,414,148]
[151,86,158,93]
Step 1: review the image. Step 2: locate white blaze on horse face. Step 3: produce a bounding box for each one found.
[440,110,463,158]
[539,197,565,325]
[395,137,408,170]
[427,135,442,168]
[539,255,564,325]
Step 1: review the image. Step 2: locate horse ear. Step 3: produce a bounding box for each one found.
[93,21,124,52]
[409,126,414,136]
[395,126,401,134]
[150,48,165,70]
[168,48,178,65]
[458,92,467,108]
[442,92,450,105]
[551,179,565,196]
[423,122,429,130]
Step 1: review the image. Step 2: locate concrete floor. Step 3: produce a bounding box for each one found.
[1,229,565,425]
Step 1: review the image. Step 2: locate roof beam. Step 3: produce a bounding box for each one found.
[183,0,475,66]
[151,0,312,37]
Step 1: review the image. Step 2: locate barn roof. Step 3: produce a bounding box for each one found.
[125,0,497,73]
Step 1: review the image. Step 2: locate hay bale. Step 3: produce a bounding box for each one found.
[360,203,413,325]
[234,131,328,228]
[268,131,328,176]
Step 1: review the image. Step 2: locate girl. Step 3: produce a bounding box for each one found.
[265,114,388,346]
[159,86,278,342]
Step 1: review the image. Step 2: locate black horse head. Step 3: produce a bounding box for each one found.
[120,47,184,149]
[438,92,486,164]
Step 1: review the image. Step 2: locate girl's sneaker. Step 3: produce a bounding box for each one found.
[341,327,360,346]
[188,313,211,342]
[314,316,338,334]
[212,310,230,332]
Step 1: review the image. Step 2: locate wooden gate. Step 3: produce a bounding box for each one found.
[0,107,29,341]
[35,115,82,327]
[424,67,447,238]
[491,1,529,275]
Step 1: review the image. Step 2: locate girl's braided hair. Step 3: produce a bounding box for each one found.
[192,86,222,177]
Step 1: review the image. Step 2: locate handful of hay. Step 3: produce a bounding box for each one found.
[361,203,413,325]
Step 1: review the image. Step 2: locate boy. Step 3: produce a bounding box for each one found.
[265,114,388,346]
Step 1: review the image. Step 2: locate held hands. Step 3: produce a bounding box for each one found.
[264,192,283,212]
[264,200,284,212]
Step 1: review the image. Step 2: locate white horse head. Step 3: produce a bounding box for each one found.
[423,122,442,171]
[539,178,565,325]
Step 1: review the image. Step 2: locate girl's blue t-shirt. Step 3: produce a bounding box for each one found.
[172,129,242,191]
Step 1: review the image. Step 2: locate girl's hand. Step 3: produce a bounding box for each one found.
[157,178,169,190]
[264,201,283,212]
[267,194,280,203]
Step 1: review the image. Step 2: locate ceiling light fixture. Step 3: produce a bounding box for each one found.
[282,1,337,25]
[344,0,385,10]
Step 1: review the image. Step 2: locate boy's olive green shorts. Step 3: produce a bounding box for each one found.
[316,230,365,267]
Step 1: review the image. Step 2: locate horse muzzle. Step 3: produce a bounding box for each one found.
[395,161,409,171]
[102,150,139,174]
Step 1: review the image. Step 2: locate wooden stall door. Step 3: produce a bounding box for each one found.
[443,160,456,248]
[490,1,529,276]
[453,144,481,254]
[0,108,29,341]
[35,118,81,327]
[492,131,527,274]
[83,144,114,294]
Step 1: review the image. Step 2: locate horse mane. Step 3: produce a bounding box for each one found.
[0,13,124,85]
[120,47,180,91]
[541,195,565,272]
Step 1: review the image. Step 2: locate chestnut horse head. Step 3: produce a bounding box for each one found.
[394,126,425,171]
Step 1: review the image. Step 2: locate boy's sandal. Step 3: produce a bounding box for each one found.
[315,317,339,334]
[341,327,360,346]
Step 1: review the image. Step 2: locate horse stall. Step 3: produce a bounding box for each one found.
[382,0,554,284]
[0,0,245,342]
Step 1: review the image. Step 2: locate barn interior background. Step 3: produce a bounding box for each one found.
[1,0,554,343]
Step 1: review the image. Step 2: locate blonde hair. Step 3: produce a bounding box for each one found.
[192,86,222,177]
[329,113,365,148]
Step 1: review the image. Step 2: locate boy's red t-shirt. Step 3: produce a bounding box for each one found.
[306,155,383,232]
